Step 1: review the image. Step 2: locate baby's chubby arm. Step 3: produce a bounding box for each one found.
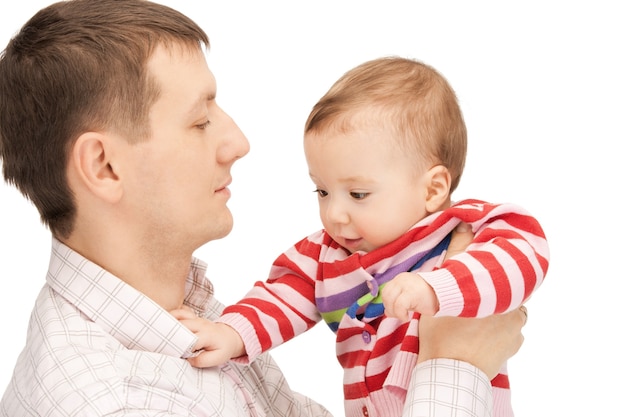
[382,223,474,320]
[170,306,245,368]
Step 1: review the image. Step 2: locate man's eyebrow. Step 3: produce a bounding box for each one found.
[186,91,216,115]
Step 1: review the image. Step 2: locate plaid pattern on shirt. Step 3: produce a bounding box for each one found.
[403,359,494,417]
[0,238,331,417]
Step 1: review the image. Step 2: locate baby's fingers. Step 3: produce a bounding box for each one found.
[390,299,413,321]
[382,288,411,321]
[170,307,197,320]
[188,348,231,368]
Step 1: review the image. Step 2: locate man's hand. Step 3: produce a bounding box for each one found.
[170,307,245,368]
[417,308,527,379]
[444,221,474,260]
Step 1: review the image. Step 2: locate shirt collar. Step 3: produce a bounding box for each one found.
[46,238,205,359]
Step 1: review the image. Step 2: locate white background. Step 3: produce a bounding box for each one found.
[1,1,624,416]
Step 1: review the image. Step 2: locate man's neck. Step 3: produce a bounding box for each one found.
[61,233,192,312]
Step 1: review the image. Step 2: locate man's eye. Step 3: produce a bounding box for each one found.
[350,192,368,200]
[314,189,328,198]
[196,120,211,129]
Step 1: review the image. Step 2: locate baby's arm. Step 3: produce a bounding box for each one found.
[385,201,549,319]
[170,307,245,368]
[214,232,326,363]
[383,222,474,320]
[428,201,549,317]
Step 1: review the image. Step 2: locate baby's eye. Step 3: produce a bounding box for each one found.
[350,192,369,200]
[313,189,328,198]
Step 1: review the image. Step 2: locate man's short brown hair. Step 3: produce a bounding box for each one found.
[0,0,209,238]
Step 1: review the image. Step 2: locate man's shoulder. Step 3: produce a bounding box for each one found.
[0,285,126,414]
[32,283,110,343]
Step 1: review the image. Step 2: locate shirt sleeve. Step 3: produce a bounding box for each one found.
[217,232,325,361]
[402,359,493,417]
[421,201,549,318]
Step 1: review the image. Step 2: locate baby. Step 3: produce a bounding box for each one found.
[173,57,549,417]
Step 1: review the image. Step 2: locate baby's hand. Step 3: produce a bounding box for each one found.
[383,223,473,321]
[170,307,245,368]
[382,273,438,321]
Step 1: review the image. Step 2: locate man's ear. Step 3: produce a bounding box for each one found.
[69,132,122,203]
[425,165,451,213]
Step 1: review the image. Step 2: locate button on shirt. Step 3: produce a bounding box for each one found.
[0,239,331,417]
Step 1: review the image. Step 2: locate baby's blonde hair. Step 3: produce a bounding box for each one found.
[305,56,467,192]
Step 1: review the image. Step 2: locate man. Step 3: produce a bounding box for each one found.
[0,1,526,416]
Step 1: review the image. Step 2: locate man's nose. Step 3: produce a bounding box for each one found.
[218,119,250,164]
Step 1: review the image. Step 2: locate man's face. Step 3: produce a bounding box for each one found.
[120,43,249,252]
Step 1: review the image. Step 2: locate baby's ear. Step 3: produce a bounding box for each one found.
[68,132,122,203]
[425,165,451,213]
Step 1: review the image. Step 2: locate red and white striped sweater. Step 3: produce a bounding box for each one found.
[218,199,549,417]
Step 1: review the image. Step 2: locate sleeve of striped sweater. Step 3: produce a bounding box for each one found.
[216,231,326,363]
[423,199,550,318]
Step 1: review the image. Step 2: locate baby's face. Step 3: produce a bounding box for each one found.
[304,125,432,254]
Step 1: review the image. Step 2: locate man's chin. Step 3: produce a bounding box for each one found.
[204,212,234,242]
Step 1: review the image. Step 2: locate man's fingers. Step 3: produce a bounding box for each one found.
[519,305,528,325]
[444,222,474,260]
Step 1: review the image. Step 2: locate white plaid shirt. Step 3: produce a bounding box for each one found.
[403,360,494,417]
[0,239,493,417]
